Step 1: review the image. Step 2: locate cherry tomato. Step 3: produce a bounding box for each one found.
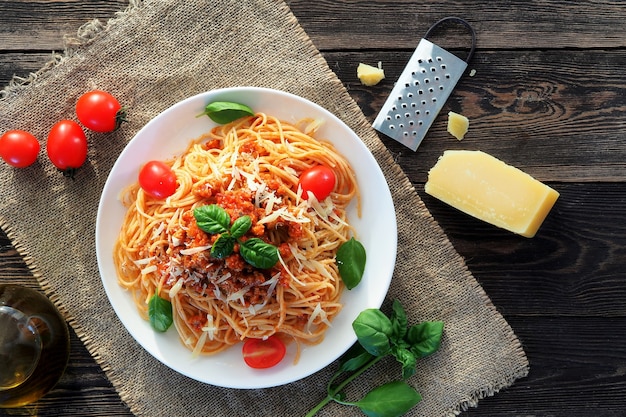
[298,165,336,200]
[242,335,286,369]
[76,90,125,133]
[46,120,88,176]
[138,160,177,199]
[0,130,40,168]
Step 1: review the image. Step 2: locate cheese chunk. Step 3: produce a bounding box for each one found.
[357,63,385,86]
[447,111,469,140]
[425,150,559,238]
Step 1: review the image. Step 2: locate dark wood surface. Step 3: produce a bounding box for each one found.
[1,1,625,416]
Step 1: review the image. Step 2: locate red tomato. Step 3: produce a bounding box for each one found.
[0,130,40,168]
[46,120,88,176]
[76,90,125,133]
[298,165,336,200]
[138,160,177,199]
[242,335,286,369]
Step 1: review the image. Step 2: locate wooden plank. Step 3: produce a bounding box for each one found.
[463,315,626,416]
[417,183,626,317]
[286,0,626,50]
[0,1,129,51]
[0,1,624,52]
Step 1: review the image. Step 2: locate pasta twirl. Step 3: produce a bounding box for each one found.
[114,113,359,357]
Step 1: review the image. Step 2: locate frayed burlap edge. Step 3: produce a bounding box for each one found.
[1,0,143,100]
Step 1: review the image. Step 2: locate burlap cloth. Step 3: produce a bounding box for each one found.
[0,0,528,416]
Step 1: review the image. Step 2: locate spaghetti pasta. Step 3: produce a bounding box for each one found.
[114,113,359,357]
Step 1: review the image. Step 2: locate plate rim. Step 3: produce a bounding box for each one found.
[95,86,397,388]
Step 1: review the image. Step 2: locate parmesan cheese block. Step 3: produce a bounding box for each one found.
[357,63,385,86]
[425,150,559,238]
[447,111,469,140]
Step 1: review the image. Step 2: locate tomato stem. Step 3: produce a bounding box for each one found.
[115,108,128,130]
[60,167,78,180]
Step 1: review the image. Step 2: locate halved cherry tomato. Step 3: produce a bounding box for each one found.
[298,165,336,200]
[46,120,88,176]
[76,90,125,132]
[242,335,286,369]
[0,130,40,168]
[138,160,177,199]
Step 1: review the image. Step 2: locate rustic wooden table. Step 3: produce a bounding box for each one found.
[1,1,625,416]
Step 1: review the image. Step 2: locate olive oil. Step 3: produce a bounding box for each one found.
[0,284,70,408]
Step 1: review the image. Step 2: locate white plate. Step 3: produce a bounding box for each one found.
[95,87,396,389]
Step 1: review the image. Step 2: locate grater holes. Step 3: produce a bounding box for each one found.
[429,87,434,93]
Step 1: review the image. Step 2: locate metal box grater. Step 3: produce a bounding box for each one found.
[373,17,476,151]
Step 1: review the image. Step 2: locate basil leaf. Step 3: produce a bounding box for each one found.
[392,346,417,380]
[407,321,445,359]
[194,204,230,234]
[390,299,408,341]
[230,215,252,239]
[339,343,375,373]
[354,381,422,417]
[239,238,278,269]
[148,293,173,332]
[336,237,366,290]
[352,309,393,356]
[202,101,254,124]
[211,234,235,259]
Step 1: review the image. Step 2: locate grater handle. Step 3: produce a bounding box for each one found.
[424,17,477,63]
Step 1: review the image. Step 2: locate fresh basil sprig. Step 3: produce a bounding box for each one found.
[305,300,444,417]
[193,204,278,269]
[336,237,366,290]
[148,293,173,332]
[200,101,254,124]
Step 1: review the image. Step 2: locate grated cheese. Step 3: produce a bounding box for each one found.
[133,256,155,266]
[169,278,184,297]
[179,245,211,256]
[306,302,332,334]
[141,265,157,275]
[201,314,217,341]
